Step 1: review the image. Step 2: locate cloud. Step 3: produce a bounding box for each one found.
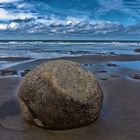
[0,8,34,20]
[0,0,140,24]
[0,0,140,39]
[0,17,128,36]
[0,0,19,3]
[0,23,7,30]
[97,0,140,25]
[2,16,140,38]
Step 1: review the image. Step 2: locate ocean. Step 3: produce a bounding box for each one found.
[0,40,140,69]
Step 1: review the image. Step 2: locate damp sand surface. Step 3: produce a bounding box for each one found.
[0,55,140,140]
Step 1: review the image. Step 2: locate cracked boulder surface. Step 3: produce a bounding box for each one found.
[18,60,103,130]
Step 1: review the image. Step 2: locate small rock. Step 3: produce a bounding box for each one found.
[98,70,108,73]
[107,63,117,67]
[110,52,117,55]
[21,69,30,77]
[0,70,17,76]
[132,74,140,80]
[83,64,89,66]
[99,78,108,81]
[134,48,140,52]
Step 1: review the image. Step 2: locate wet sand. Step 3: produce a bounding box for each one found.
[3,54,140,71]
[0,55,140,140]
[0,57,31,62]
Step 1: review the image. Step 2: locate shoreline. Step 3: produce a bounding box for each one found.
[54,54,140,62]
[0,39,140,43]
[0,54,140,71]
[1,54,140,63]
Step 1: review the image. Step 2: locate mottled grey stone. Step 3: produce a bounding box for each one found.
[18,60,103,130]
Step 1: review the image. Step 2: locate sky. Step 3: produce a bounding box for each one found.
[0,0,140,40]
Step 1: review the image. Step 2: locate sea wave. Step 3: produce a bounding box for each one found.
[0,41,140,46]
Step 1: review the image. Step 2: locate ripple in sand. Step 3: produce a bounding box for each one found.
[0,99,20,119]
[0,99,29,132]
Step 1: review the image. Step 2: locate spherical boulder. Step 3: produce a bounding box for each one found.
[18,60,103,130]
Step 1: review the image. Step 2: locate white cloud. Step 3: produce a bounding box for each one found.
[0,8,14,20]
[0,0,19,3]
[8,22,18,29]
[0,16,140,37]
[0,16,125,35]
[0,23,7,30]
[0,8,34,20]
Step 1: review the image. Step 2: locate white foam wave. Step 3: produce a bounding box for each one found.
[0,41,140,46]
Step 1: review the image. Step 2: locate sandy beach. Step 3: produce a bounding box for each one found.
[1,0,140,138]
[0,54,140,140]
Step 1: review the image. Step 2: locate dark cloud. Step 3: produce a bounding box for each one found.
[1,17,139,37]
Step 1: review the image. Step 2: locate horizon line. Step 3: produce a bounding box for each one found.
[0,39,140,42]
